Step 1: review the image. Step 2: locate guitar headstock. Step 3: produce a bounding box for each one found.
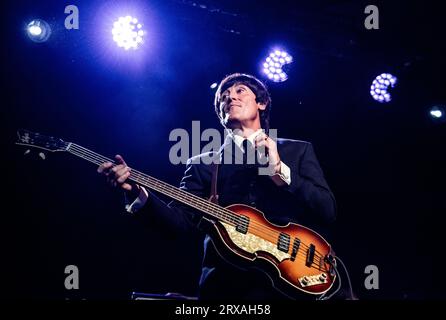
[16,129,69,152]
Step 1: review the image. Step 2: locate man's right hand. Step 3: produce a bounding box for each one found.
[97,154,139,194]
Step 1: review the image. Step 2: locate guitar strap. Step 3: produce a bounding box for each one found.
[196,162,219,232]
[208,162,219,204]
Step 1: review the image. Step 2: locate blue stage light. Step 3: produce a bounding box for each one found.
[370,73,397,103]
[112,16,145,50]
[26,19,51,43]
[429,105,445,121]
[262,49,293,82]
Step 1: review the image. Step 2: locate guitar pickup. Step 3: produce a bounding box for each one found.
[306,244,315,267]
[235,215,249,234]
[277,232,290,253]
[290,238,300,261]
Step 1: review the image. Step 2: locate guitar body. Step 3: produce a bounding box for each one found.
[206,204,336,297]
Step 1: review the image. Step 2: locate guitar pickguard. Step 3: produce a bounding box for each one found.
[221,222,291,262]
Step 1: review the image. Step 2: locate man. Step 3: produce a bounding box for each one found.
[98,73,336,299]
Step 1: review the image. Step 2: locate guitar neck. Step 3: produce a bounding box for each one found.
[66,143,236,225]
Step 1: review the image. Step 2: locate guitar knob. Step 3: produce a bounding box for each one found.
[319,273,327,281]
[301,276,309,285]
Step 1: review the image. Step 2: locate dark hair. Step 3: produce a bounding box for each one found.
[214,73,272,131]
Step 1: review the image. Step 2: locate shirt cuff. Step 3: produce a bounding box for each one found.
[270,161,292,186]
[125,186,149,214]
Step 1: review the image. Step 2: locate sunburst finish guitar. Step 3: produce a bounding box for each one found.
[16,129,338,298]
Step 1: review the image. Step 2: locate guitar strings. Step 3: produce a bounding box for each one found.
[68,146,329,271]
[68,144,318,250]
[68,144,327,262]
[68,143,328,263]
[68,143,327,261]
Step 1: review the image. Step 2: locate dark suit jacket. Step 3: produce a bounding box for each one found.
[134,135,336,299]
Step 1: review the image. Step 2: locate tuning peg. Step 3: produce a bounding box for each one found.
[38,152,46,160]
[24,149,31,156]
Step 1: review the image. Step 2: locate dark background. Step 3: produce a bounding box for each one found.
[2,0,445,300]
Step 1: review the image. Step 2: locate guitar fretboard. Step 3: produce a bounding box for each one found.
[66,143,240,226]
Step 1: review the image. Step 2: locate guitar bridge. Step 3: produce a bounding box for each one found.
[298,273,328,287]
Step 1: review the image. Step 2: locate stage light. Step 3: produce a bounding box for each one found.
[210,83,218,89]
[370,73,397,103]
[429,105,445,122]
[431,110,442,118]
[26,19,51,43]
[112,16,145,50]
[29,25,42,36]
[262,49,293,82]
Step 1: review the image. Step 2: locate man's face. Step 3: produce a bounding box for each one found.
[219,83,266,128]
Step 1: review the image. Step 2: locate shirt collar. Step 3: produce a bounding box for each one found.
[230,129,264,150]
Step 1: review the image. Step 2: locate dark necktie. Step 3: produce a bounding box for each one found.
[242,139,255,165]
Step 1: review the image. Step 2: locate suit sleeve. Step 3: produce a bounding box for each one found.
[130,158,208,234]
[285,143,337,223]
